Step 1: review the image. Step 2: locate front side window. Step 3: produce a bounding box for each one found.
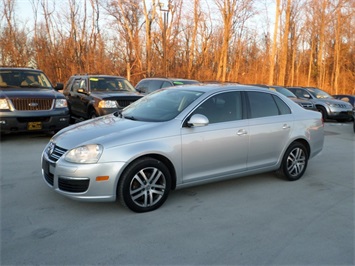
[192,91,243,123]
[72,79,82,92]
[247,91,290,119]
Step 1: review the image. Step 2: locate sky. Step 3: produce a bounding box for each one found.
[10,0,276,38]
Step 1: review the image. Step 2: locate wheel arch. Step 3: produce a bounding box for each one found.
[87,104,98,118]
[119,153,177,190]
[288,138,310,159]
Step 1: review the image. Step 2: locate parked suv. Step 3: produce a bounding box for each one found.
[0,67,70,134]
[135,77,199,95]
[63,74,143,121]
[288,87,353,122]
[252,85,317,111]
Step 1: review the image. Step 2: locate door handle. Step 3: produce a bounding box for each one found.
[237,129,247,136]
[282,124,290,129]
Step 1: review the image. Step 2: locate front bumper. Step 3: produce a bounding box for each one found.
[41,151,126,202]
[327,108,353,120]
[0,109,70,133]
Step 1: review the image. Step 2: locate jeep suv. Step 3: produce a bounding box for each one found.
[0,67,70,134]
[135,77,199,95]
[288,87,353,122]
[63,74,143,121]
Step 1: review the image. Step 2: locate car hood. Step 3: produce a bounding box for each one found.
[52,114,174,149]
[313,97,351,105]
[0,88,63,99]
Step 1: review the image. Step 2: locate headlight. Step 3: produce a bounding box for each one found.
[98,100,118,108]
[65,144,103,164]
[55,99,68,108]
[0,99,10,110]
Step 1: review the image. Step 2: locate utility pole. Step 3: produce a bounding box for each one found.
[159,1,171,77]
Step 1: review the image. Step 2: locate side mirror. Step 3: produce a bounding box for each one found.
[302,93,310,99]
[136,87,147,94]
[54,82,64,91]
[77,88,88,94]
[187,114,209,127]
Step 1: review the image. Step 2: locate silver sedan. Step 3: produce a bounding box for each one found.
[41,84,324,212]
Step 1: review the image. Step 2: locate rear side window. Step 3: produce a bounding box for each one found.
[247,91,290,118]
[147,80,164,92]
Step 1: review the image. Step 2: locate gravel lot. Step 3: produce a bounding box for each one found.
[1,122,354,265]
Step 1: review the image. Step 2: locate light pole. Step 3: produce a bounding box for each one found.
[159,1,171,77]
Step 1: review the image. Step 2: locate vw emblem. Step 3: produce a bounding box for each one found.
[48,143,55,155]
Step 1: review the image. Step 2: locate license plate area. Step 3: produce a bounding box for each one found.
[28,121,42,130]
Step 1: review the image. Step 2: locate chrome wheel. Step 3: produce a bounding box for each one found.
[286,147,306,177]
[277,142,308,181]
[129,167,167,208]
[119,157,171,212]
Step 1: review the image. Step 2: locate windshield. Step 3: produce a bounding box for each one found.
[122,89,204,122]
[0,69,53,88]
[308,88,333,99]
[89,77,136,92]
[269,86,297,98]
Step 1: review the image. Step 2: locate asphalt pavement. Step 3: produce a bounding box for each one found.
[1,122,354,265]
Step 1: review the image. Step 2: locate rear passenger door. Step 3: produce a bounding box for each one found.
[246,91,293,169]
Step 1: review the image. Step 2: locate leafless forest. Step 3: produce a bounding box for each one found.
[1,0,354,94]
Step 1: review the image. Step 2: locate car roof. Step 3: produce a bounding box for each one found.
[0,67,42,72]
[138,77,198,82]
[71,74,126,79]
[166,83,273,93]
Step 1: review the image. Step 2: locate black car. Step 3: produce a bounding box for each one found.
[0,67,70,134]
[135,77,199,95]
[63,74,143,121]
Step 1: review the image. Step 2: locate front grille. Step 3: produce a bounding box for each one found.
[58,178,90,193]
[116,100,137,108]
[48,144,67,162]
[10,98,53,110]
[337,104,348,108]
[300,103,314,109]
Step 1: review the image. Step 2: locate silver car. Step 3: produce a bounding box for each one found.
[41,84,324,212]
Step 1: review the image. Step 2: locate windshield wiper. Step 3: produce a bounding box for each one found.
[124,115,137,121]
[113,110,123,118]
[20,84,45,88]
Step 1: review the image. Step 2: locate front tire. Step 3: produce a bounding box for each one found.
[118,157,171,212]
[317,106,327,121]
[277,142,308,181]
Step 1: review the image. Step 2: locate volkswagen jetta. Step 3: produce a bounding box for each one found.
[41,84,324,212]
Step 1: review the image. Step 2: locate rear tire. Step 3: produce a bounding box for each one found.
[276,142,308,181]
[118,157,171,212]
